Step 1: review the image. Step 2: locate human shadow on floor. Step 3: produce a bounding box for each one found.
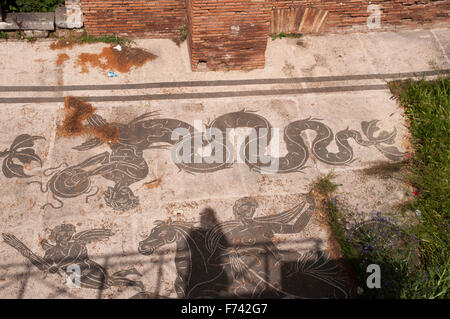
[138,195,351,298]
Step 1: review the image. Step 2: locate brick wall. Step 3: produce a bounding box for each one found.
[272,0,450,33]
[186,0,272,71]
[80,0,186,38]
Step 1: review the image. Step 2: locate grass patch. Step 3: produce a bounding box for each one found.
[360,161,407,178]
[16,31,24,40]
[51,30,134,49]
[172,24,188,46]
[312,173,358,262]
[389,77,449,298]
[179,25,188,42]
[313,172,338,196]
[78,33,133,46]
[314,174,430,298]
[270,32,303,41]
[315,76,450,298]
[0,31,8,39]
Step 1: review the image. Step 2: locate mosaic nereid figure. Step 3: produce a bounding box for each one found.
[2,224,144,291]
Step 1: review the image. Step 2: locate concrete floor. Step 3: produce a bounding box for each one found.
[0,27,448,299]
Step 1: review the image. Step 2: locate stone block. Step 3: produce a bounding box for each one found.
[54,28,70,38]
[55,6,67,28]
[57,1,83,29]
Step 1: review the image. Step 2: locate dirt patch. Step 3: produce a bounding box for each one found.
[61,96,95,134]
[282,61,295,77]
[359,160,408,178]
[56,53,70,66]
[50,40,75,50]
[313,192,344,261]
[76,46,157,73]
[90,123,120,145]
[312,190,358,295]
[58,96,119,144]
[144,178,162,189]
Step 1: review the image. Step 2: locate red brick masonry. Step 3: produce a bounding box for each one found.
[272,0,449,32]
[80,0,449,70]
[186,0,272,71]
[80,0,187,38]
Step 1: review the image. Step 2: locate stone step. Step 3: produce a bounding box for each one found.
[0,12,55,31]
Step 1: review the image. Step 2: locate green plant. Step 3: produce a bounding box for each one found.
[52,30,134,48]
[349,215,425,299]
[1,0,64,13]
[270,32,303,41]
[179,25,188,42]
[0,31,8,39]
[313,172,338,196]
[390,77,450,298]
[311,173,358,260]
[321,190,427,298]
[320,77,450,299]
[172,24,188,46]
[78,32,134,46]
[26,36,36,42]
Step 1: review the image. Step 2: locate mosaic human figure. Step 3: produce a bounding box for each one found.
[139,196,349,298]
[2,224,144,291]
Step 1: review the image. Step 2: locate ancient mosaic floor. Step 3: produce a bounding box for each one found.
[0,93,412,299]
[0,28,448,298]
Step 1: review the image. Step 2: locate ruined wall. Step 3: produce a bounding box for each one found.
[271,0,449,33]
[80,0,449,38]
[80,0,186,38]
[186,0,272,71]
[79,0,449,71]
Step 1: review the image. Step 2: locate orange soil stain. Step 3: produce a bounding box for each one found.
[144,178,162,189]
[56,53,70,66]
[76,46,157,73]
[58,96,119,144]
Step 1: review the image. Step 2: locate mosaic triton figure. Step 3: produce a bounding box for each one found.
[205,195,315,297]
[2,224,144,291]
[5,105,404,211]
[139,196,350,298]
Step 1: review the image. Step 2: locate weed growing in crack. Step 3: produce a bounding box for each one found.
[270,32,303,41]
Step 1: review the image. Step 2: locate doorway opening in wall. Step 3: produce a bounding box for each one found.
[196,59,209,71]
